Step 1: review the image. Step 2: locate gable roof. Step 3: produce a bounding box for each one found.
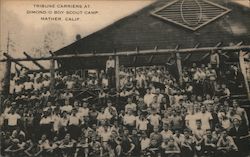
[54,0,250,68]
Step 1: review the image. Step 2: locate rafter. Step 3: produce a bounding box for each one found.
[221,41,244,58]
[183,43,200,61]
[199,42,223,61]
[23,52,45,69]
[3,53,29,70]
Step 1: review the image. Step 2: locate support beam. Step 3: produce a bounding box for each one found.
[2,59,11,96]
[49,51,55,56]
[176,52,183,85]
[148,46,158,64]
[221,52,230,59]
[23,52,45,69]
[235,41,243,46]
[242,51,248,57]
[148,55,154,64]
[175,44,180,50]
[27,68,59,74]
[184,44,200,61]
[199,42,223,62]
[147,46,159,64]
[82,69,86,80]
[239,51,250,100]
[15,63,29,71]
[215,42,223,47]
[133,56,137,64]
[133,47,139,64]
[221,41,243,58]
[167,45,180,64]
[115,56,120,91]
[3,53,29,70]
[183,53,192,61]
[194,43,201,48]
[50,58,55,96]
[0,45,250,62]
[199,53,210,61]
[135,47,139,53]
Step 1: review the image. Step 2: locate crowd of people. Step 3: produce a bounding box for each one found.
[0,54,250,157]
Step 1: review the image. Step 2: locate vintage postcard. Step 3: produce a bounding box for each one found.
[0,0,250,157]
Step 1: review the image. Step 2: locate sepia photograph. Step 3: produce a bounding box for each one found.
[0,0,250,157]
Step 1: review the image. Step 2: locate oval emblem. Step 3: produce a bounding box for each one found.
[180,0,203,26]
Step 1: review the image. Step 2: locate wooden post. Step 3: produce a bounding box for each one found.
[82,69,86,80]
[2,59,11,96]
[3,53,29,70]
[50,59,55,96]
[239,50,250,100]
[134,66,136,78]
[176,52,183,85]
[115,56,120,91]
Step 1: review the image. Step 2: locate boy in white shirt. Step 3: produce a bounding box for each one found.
[196,105,213,130]
[60,99,73,113]
[104,100,117,120]
[140,131,150,152]
[144,89,155,107]
[136,114,149,131]
[77,102,89,120]
[5,109,21,131]
[147,109,161,129]
[125,98,137,113]
[123,109,136,133]
[68,109,81,140]
[161,124,173,141]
